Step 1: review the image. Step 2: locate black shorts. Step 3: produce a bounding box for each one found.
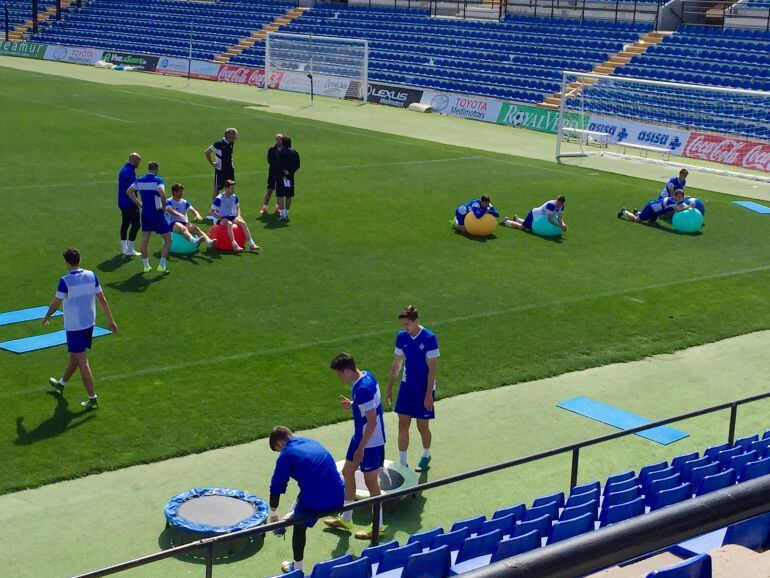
[214,166,235,191]
[276,175,295,198]
[267,169,280,190]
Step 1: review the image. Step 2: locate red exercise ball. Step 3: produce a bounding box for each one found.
[210,223,246,250]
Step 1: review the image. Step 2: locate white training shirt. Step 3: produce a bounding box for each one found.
[166,197,192,224]
[55,268,102,331]
[532,200,563,220]
[211,193,239,219]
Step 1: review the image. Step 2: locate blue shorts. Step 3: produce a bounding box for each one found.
[522,210,534,230]
[395,383,436,420]
[346,438,385,473]
[638,204,661,223]
[218,216,237,224]
[142,212,172,234]
[66,326,94,353]
[455,209,467,226]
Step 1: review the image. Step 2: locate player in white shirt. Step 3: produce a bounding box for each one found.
[43,248,117,410]
[165,184,216,248]
[207,180,259,252]
[502,195,567,232]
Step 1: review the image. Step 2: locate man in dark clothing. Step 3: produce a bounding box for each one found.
[118,152,142,256]
[204,128,237,203]
[260,133,283,216]
[276,135,301,221]
[268,426,345,574]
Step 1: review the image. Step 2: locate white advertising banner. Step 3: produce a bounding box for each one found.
[586,115,691,155]
[274,70,353,99]
[155,57,220,80]
[44,44,103,65]
[420,90,502,123]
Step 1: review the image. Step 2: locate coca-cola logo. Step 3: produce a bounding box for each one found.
[683,134,770,173]
[217,65,265,86]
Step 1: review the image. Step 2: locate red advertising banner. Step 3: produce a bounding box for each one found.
[682,133,770,173]
[216,64,265,87]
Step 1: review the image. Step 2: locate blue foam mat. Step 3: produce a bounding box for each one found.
[556,397,688,445]
[733,201,770,214]
[0,306,62,327]
[0,327,111,354]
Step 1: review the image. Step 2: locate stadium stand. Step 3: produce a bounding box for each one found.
[6,0,75,39]
[278,428,770,578]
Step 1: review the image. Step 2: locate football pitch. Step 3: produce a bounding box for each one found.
[2,63,770,501]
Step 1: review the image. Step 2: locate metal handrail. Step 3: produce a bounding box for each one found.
[72,388,770,577]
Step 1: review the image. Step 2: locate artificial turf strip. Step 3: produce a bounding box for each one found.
[2,67,770,494]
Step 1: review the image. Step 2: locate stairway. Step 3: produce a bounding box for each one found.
[213,6,308,63]
[539,30,669,110]
[8,0,79,40]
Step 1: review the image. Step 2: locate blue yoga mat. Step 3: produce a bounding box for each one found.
[0,327,111,354]
[557,397,688,445]
[0,306,62,327]
[733,201,770,214]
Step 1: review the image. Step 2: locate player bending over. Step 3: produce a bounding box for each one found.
[618,189,692,223]
[208,180,260,252]
[502,195,567,232]
[386,305,439,472]
[453,195,499,233]
[165,184,215,248]
[325,353,386,540]
[268,426,345,574]
[659,168,688,199]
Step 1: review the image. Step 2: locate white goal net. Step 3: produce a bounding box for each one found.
[264,32,368,101]
[556,71,770,181]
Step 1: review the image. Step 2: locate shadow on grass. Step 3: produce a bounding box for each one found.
[158,525,264,565]
[454,230,497,243]
[261,213,290,230]
[15,392,96,446]
[96,254,131,273]
[106,272,169,293]
[620,220,704,237]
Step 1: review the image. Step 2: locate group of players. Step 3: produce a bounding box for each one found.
[451,168,693,237]
[116,128,301,272]
[268,305,439,573]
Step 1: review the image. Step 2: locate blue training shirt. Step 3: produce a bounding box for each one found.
[457,198,500,219]
[133,173,165,215]
[269,437,345,511]
[395,327,440,391]
[118,163,136,209]
[646,196,677,215]
[351,370,386,449]
[659,176,686,199]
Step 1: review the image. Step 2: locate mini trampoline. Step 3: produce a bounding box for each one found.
[336,460,419,500]
[164,487,268,555]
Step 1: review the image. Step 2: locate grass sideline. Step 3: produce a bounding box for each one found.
[2,66,770,494]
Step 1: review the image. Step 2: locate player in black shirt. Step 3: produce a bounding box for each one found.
[260,133,283,216]
[276,135,301,221]
[204,128,237,203]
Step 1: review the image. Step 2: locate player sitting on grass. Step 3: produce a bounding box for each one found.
[452,195,499,233]
[207,180,260,253]
[618,189,692,224]
[659,168,688,199]
[268,426,345,575]
[325,353,386,540]
[501,195,567,232]
[165,184,215,248]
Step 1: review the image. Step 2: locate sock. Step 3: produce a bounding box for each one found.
[341,500,354,522]
[142,258,150,268]
[263,204,268,210]
[295,561,303,571]
[206,235,214,243]
[399,451,408,466]
[377,507,384,526]
[422,448,431,459]
[249,239,257,249]
[192,236,201,244]
[89,395,97,400]
[232,240,240,249]
[121,240,128,253]
[127,240,136,252]
[159,257,167,268]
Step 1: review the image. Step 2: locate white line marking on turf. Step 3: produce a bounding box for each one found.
[625,297,646,304]
[0,93,135,124]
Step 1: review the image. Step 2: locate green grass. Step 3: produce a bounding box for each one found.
[2,66,770,494]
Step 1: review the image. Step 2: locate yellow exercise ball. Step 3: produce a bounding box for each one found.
[464,212,498,236]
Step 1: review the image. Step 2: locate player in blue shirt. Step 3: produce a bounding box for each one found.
[618,189,692,223]
[126,161,172,274]
[502,195,567,232]
[268,426,345,574]
[453,195,500,233]
[43,248,117,410]
[165,183,216,248]
[118,152,142,257]
[386,305,439,472]
[659,169,689,199]
[324,353,386,540]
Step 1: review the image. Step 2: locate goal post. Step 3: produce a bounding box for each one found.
[556,71,770,182]
[264,32,369,102]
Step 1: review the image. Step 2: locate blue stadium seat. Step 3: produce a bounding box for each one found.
[686,463,720,488]
[532,492,564,509]
[650,483,692,511]
[646,553,711,578]
[605,477,638,497]
[600,497,645,527]
[694,469,735,496]
[450,516,485,535]
[671,453,700,474]
[728,451,757,476]
[379,543,422,573]
[312,555,355,578]
[547,512,595,545]
[455,530,503,564]
[522,502,559,522]
[361,540,399,569]
[739,457,770,483]
[491,530,540,562]
[638,462,669,487]
[431,528,470,554]
[717,446,744,470]
[478,514,515,536]
[401,545,450,578]
[604,486,641,509]
[704,443,732,460]
[560,499,598,522]
[565,489,600,509]
[408,528,444,549]
[673,513,770,557]
[492,504,525,521]
[512,515,552,540]
[329,558,371,578]
[682,459,711,482]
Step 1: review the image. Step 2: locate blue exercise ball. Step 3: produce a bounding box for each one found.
[531,215,562,237]
[170,231,198,254]
[672,208,703,234]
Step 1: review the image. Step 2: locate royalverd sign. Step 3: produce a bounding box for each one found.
[0,41,46,59]
[496,103,586,134]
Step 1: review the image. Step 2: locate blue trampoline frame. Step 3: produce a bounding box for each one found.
[164,487,268,536]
